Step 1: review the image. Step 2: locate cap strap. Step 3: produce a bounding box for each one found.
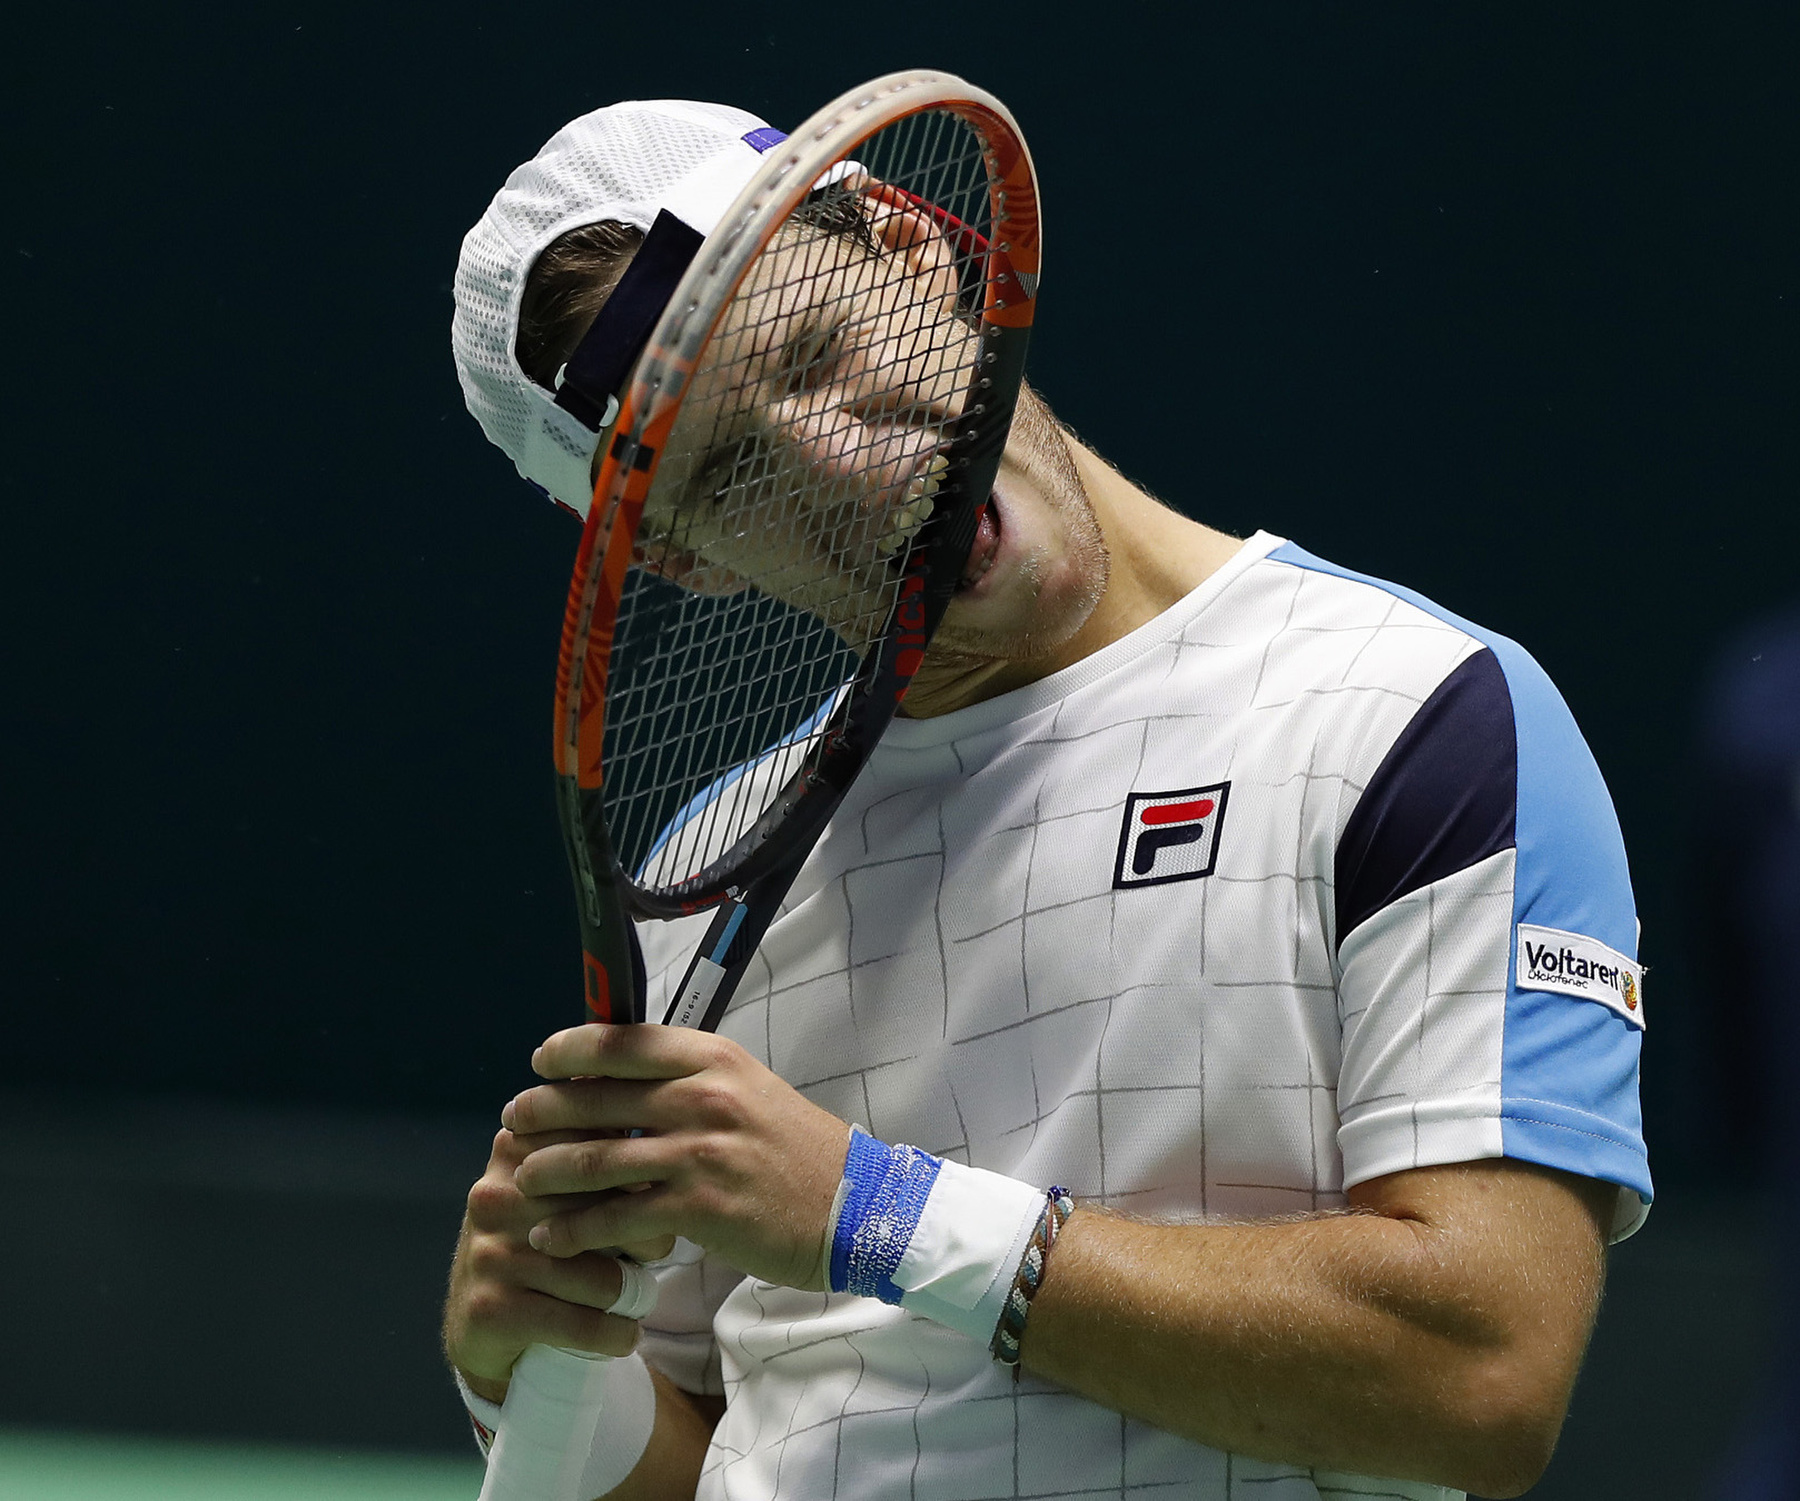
[553,208,705,433]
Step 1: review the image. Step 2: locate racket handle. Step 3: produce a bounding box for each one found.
[478,1344,614,1501]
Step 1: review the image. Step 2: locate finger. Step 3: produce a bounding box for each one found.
[464,1226,650,1309]
[468,1160,626,1235]
[513,1132,673,1199]
[502,1079,658,1137]
[505,1079,725,1138]
[532,1022,733,1083]
[617,1233,680,1263]
[529,1186,681,1259]
[486,1124,605,1169]
[503,1286,643,1358]
[516,1248,649,1315]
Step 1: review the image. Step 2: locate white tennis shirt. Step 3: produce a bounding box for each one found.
[635,531,1650,1501]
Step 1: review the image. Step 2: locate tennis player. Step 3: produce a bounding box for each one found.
[443,99,1649,1501]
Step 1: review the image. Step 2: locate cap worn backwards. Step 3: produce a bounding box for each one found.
[452,100,787,516]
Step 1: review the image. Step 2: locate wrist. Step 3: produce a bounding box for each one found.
[453,1366,506,1454]
[462,1347,658,1495]
[825,1127,1073,1354]
[456,1364,511,1409]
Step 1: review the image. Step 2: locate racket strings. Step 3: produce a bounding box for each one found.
[603,110,998,890]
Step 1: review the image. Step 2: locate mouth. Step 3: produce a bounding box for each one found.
[956,495,1000,592]
[870,454,1000,594]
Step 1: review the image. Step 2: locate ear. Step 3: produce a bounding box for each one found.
[861,185,961,311]
[630,538,751,597]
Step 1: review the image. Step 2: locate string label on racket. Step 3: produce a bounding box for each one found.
[665,899,750,1028]
[668,959,727,1030]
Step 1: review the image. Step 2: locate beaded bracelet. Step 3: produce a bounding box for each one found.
[989,1186,1074,1366]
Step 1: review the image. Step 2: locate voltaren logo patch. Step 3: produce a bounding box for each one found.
[1114,783,1230,889]
[1516,923,1646,1029]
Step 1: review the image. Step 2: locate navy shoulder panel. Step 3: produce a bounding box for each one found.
[1336,647,1518,945]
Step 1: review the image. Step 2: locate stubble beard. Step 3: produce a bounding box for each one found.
[927,385,1111,664]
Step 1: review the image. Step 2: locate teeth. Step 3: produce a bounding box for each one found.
[875,454,948,556]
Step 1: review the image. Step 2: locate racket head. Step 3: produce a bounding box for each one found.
[552,71,1040,1017]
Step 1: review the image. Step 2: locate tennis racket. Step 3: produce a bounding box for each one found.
[481,70,1039,1501]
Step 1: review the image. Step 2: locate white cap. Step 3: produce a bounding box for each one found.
[452,100,784,513]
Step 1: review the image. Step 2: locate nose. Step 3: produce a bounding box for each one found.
[761,379,953,518]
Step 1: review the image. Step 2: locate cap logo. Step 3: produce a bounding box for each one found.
[1113,782,1231,889]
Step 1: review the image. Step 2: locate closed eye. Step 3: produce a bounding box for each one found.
[697,430,769,507]
[777,317,847,395]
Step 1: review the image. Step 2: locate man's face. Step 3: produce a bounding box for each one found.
[636,192,1107,668]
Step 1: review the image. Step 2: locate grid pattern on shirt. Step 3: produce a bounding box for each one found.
[638,539,1500,1500]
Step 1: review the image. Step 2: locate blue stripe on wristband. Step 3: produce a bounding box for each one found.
[829,1128,944,1303]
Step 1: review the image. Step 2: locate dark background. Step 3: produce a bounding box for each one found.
[2,3,1792,1496]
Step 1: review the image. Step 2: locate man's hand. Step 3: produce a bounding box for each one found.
[503,1024,849,1292]
[443,1124,675,1405]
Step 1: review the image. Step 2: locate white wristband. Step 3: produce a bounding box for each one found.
[455,1367,505,1454]
[894,1159,1045,1343]
[472,1348,657,1501]
[574,1352,657,1500]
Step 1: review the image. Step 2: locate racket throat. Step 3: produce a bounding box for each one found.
[664,895,752,1030]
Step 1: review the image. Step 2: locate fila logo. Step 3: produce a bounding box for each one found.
[1113,782,1231,890]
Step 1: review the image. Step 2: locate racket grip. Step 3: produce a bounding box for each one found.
[478,1344,614,1501]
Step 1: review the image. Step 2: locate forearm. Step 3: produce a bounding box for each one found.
[1021,1170,1605,1497]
